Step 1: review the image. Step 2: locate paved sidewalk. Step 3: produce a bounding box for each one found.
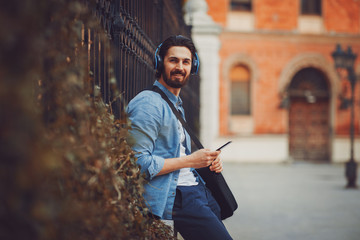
[221,162,360,240]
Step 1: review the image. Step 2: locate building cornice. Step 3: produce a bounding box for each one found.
[221,31,360,43]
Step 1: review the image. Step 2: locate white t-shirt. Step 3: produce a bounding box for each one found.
[177,120,198,186]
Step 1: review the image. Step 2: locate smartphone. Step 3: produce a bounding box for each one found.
[216,141,232,151]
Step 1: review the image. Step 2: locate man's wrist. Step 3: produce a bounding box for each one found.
[181,155,192,168]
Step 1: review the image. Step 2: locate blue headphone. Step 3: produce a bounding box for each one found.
[154,36,200,75]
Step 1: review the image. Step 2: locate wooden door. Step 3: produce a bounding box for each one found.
[289,97,330,161]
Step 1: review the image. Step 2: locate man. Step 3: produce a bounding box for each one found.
[127,35,232,239]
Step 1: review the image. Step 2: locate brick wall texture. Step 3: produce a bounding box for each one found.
[204,0,360,136]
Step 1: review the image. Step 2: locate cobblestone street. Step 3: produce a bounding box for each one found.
[222,162,360,240]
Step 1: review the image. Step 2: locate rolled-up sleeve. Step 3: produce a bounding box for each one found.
[127,94,165,180]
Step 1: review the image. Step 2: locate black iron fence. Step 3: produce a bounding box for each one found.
[83,0,200,134]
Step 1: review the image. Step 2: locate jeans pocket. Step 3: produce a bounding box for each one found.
[205,187,221,220]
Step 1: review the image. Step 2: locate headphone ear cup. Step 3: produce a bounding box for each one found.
[191,52,200,74]
[157,56,163,72]
[154,43,163,71]
[155,54,162,71]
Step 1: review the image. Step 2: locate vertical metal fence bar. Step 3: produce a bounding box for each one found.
[88,28,94,96]
[105,39,110,103]
[99,39,105,100]
[94,31,100,89]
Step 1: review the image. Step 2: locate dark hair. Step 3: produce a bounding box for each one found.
[155,35,197,78]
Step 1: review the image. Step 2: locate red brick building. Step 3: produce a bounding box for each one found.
[203,0,360,162]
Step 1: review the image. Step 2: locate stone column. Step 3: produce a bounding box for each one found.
[184,0,222,149]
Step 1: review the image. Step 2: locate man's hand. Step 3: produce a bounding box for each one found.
[209,153,223,173]
[186,149,222,171]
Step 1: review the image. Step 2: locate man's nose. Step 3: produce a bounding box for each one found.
[176,62,183,70]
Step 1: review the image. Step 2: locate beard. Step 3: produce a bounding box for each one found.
[162,69,190,89]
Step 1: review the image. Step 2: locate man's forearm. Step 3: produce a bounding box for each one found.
[156,156,190,176]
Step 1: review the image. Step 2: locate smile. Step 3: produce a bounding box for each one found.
[171,72,185,77]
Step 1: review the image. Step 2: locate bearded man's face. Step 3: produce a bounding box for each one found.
[161,46,192,89]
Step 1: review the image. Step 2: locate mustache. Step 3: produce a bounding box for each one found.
[170,69,185,76]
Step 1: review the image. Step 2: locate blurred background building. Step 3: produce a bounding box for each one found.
[184,0,360,163]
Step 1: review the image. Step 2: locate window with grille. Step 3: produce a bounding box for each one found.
[230,0,252,11]
[230,64,251,115]
[301,0,322,15]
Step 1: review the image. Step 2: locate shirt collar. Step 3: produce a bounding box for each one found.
[154,80,183,108]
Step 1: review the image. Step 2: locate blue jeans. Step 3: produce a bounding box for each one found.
[172,183,233,240]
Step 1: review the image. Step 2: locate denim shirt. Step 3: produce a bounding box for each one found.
[127,81,195,219]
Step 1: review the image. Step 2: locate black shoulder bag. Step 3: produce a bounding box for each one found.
[151,86,238,220]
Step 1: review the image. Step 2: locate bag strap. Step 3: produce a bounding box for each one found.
[151,85,204,150]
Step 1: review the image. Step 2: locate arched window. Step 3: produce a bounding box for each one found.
[230,64,251,115]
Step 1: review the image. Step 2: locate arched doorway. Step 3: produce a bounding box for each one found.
[288,67,330,161]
